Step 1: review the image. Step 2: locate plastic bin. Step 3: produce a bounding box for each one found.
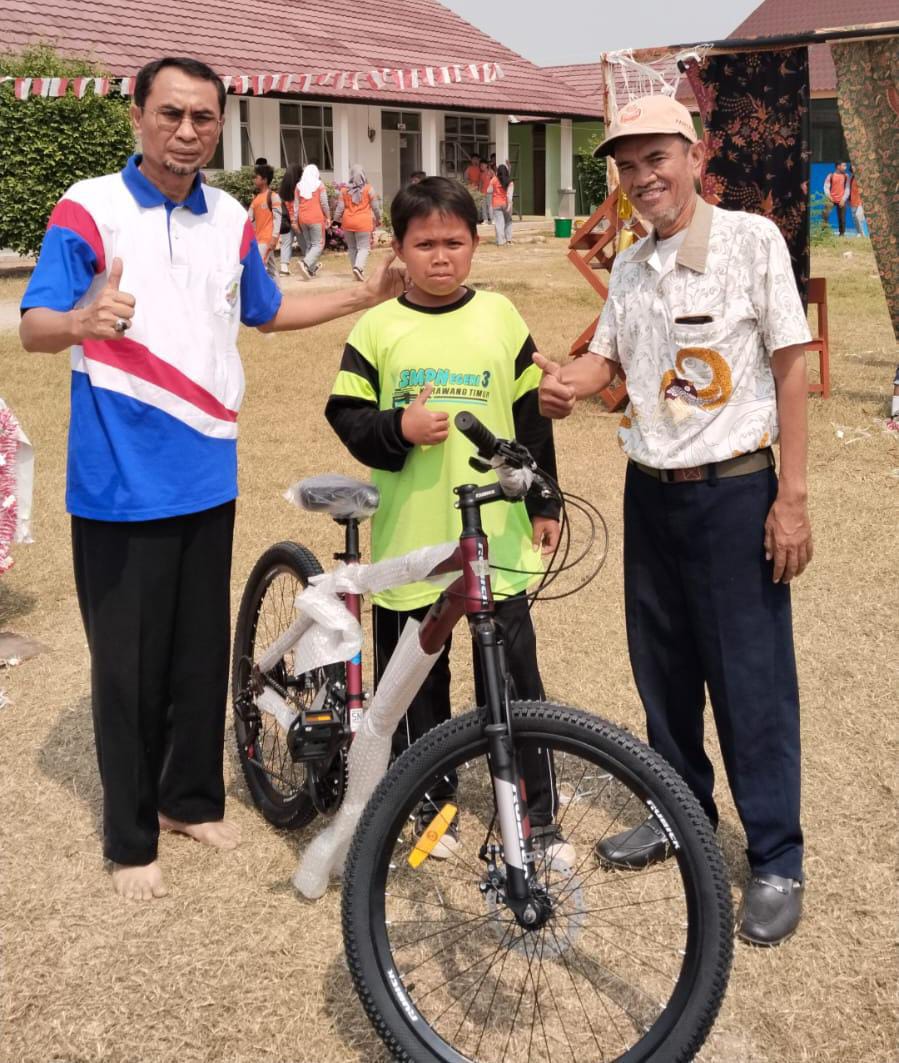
[554,218,573,238]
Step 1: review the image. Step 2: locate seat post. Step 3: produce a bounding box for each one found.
[335,517,361,564]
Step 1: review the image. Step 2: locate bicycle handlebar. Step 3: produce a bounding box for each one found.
[454,411,500,459]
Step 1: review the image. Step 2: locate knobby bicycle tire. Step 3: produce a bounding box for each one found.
[232,541,345,829]
[343,702,733,1063]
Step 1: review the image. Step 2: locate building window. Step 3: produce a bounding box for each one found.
[239,100,255,167]
[280,104,334,169]
[442,114,490,177]
[809,99,848,163]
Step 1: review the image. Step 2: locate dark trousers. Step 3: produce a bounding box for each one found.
[624,464,803,880]
[72,502,235,865]
[834,201,847,235]
[373,593,557,826]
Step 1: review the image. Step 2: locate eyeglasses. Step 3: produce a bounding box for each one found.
[148,107,223,135]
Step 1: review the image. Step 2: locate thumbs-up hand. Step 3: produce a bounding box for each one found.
[533,352,576,419]
[401,383,450,446]
[75,257,137,341]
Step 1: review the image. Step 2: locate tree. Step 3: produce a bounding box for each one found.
[0,44,134,256]
[575,135,608,212]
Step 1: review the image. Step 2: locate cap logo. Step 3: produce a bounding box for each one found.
[620,104,642,123]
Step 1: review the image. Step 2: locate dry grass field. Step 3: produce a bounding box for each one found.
[0,232,896,1063]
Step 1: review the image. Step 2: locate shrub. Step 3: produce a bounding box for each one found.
[576,137,608,212]
[809,190,841,248]
[0,44,134,256]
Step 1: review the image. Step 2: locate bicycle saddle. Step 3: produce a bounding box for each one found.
[295,474,380,520]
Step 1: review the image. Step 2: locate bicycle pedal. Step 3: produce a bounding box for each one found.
[287,707,345,762]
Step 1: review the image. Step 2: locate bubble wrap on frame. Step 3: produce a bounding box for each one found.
[292,618,443,899]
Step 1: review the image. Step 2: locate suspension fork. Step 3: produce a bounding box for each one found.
[454,482,536,906]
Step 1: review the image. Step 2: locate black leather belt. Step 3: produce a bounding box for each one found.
[630,447,775,483]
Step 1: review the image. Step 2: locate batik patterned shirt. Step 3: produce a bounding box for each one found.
[588,197,811,468]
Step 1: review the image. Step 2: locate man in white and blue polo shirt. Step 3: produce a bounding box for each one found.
[20,57,404,901]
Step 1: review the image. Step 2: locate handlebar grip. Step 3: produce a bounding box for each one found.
[454,411,499,458]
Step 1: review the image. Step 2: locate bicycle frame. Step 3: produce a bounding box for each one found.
[417,479,539,916]
[333,517,365,733]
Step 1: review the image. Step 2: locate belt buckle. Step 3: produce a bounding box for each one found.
[681,466,704,482]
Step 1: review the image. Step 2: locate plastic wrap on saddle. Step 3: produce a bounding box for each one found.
[293,619,443,899]
[284,474,380,519]
[285,541,458,676]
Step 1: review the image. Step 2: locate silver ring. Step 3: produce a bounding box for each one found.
[113,317,128,334]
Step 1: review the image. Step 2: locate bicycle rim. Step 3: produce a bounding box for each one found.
[343,703,732,1063]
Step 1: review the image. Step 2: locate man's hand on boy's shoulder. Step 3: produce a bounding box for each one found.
[532,517,561,556]
[401,383,449,446]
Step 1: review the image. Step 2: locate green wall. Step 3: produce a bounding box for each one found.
[509,124,534,215]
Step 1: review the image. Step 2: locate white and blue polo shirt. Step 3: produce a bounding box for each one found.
[21,155,282,521]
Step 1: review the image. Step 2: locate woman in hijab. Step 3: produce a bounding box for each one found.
[294,162,331,280]
[333,164,382,281]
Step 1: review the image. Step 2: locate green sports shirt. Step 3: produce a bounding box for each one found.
[325,287,558,611]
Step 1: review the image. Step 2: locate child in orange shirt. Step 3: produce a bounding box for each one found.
[248,163,282,282]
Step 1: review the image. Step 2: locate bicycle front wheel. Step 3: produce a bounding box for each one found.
[343,702,733,1063]
[232,541,345,829]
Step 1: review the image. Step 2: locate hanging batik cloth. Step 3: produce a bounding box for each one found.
[683,48,811,301]
[832,37,899,340]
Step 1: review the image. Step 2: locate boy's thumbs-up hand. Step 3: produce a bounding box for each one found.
[74,257,137,342]
[401,383,450,446]
[533,352,576,419]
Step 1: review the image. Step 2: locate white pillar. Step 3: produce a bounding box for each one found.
[222,95,242,169]
[494,114,509,168]
[333,104,351,182]
[560,119,573,189]
[421,110,439,177]
[558,117,575,218]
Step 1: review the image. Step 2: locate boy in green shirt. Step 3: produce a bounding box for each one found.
[326,177,564,858]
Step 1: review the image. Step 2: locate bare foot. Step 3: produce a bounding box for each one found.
[158,813,241,850]
[111,861,168,901]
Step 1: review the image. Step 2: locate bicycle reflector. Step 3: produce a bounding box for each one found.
[408,804,459,868]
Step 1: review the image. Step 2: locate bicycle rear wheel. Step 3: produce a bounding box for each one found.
[232,541,345,829]
[343,702,733,1063]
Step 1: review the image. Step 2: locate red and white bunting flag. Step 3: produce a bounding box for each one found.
[118,76,134,95]
[298,73,312,93]
[337,71,350,89]
[282,74,295,92]
[423,67,436,87]
[93,78,110,96]
[438,66,451,85]
[316,71,335,87]
[251,75,265,94]
[31,77,46,96]
[467,63,481,82]
[14,78,31,100]
[220,75,232,91]
[368,69,384,90]
[236,75,250,94]
[71,77,87,98]
[410,68,420,89]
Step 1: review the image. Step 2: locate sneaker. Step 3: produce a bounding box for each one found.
[413,805,460,860]
[352,266,364,282]
[298,261,312,280]
[279,264,290,276]
[532,825,576,870]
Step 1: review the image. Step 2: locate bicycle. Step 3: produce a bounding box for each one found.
[232,411,733,1062]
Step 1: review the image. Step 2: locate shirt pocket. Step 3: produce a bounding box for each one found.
[663,318,733,418]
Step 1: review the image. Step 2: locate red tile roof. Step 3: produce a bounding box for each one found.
[544,0,897,108]
[729,0,899,92]
[0,0,602,118]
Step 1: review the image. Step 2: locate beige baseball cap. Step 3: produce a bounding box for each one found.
[594,95,699,157]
